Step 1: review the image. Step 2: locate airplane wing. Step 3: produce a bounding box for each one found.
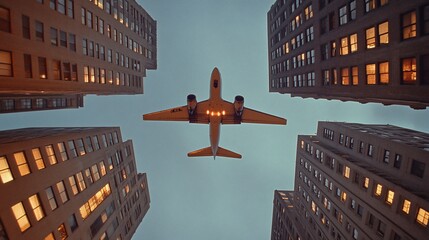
[143,101,210,123]
[220,100,287,125]
[241,107,287,125]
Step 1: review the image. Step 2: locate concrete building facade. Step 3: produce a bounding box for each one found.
[271,122,429,240]
[0,0,157,113]
[0,127,150,240]
[268,0,429,109]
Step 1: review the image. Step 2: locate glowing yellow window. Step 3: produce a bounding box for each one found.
[416,208,429,226]
[0,156,14,183]
[14,152,31,176]
[343,166,350,178]
[375,184,383,196]
[29,194,45,221]
[11,202,31,232]
[402,199,411,214]
[341,192,347,202]
[363,177,369,189]
[385,190,394,205]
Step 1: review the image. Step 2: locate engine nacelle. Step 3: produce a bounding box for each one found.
[234,95,244,116]
[187,94,197,115]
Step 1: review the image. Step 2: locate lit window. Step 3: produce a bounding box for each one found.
[350,33,357,53]
[31,148,46,170]
[76,172,86,191]
[375,184,383,196]
[57,142,68,161]
[340,36,349,55]
[363,177,369,189]
[402,199,411,214]
[11,202,31,232]
[402,11,416,39]
[379,21,389,44]
[0,50,12,77]
[28,194,45,221]
[366,64,376,84]
[367,144,374,156]
[44,233,55,240]
[341,68,349,85]
[38,57,47,79]
[365,0,376,12]
[341,191,347,202]
[401,57,416,84]
[69,176,79,195]
[14,152,31,176]
[383,150,390,163]
[99,161,106,176]
[351,66,358,85]
[379,62,389,84]
[385,190,394,205]
[343,166,350,178]
[0,156,14,183]
[56,181,69,203]
[58,223,68,240]
[45,145,57,165]
[417,208,429,226]
[91,164,100,181]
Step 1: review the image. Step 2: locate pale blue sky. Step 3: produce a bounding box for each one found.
[1,1,428,240]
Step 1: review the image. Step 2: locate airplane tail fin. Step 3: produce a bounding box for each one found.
[187,146,242,159]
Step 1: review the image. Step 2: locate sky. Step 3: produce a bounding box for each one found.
[1,0,429,239]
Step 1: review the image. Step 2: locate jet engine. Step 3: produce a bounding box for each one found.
[234,95,244,117]
[187,94,197,115]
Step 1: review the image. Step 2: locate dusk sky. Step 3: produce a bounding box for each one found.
[1,0,429,239]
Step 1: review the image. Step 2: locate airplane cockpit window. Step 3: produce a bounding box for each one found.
[214,80,218,88]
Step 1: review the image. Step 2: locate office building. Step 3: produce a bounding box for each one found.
[0,0,157,113]
[0,127,150,240]
[268,0,429,109]
[271,121,429,240]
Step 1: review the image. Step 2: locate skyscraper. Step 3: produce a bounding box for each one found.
[267,0,429,109]
[271,122,429,240]
[0,127,150,240]
[0,0,157,113]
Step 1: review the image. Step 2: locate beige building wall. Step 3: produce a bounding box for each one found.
[0,127,150,240]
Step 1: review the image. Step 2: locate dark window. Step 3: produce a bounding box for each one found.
[423,5,429,35]
[22,15,30,39]
[411,159,425,178]
[71,64,77,81]
[52,60,61,80]
[0,50,12,77]
[377,221,386,236]
[68,214,78,232]
[63,62,71,80]
[422,54,429,85]
[24,54,32,78]
[67,0,74,18]
[69,33,76,51]
[0,6,11,33]
[50,27,58,46]
[58,0,66,14]
[402,11,417,40]
[394,154,402,169]
[35,21,44,41]
[60,30,67,47]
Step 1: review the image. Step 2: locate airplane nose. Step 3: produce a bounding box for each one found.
[212,67,220,79]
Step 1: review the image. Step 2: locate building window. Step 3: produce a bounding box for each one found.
[0,156,14,183]
[76,172,86,191]
[385,190,394,205]
[0,6,11,32]
[14,152,31,176]
[363,177,369,189]
[58,223,68,239]
[417,208,429,226]
[91,164,100,181]
[50,27,58,46]
[69,175,79,195]
[402,11,416,40]
[68,214,78,232]
[38,57,47,79]
[0,50,12,77]
[71,64,77,81]
[35,20,44,41]
[76,139,86,155]
[344,166,350,178]
[52,60,61,80]
[379,21,389,45]
[44,233,55,240]
[410,159,425,178]
[56,181,69,203]
[93,136,100,150]
[46,187,58,210]
[366,27,376,49]
[31,148,46,170]
[11,202,31,232]
[394,154,402,169]
[366,64,376,85]
[377,221,386,236]
[365,0,376,13]
[401,57,416,84]
[59,30,67,47]
[339,5,347,26]
[68,140,78,158]
[22,54,32,78]
[350,34,357,53]
[63,62,71,80]
[375,183,382,196]
[402,199,411,214]
[28,194,45,221]
[69,33,76,51]
[22,15,30,39]
[367,144,374,156]
[45,145,57,165]
[341,68,350,85]
[379,61,389,84]
[340,36,349,55]
[86,10,93,28]
[67,0,74,18]
[382,150,390,163]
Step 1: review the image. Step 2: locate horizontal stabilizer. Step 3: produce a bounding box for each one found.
[187,146,242,159]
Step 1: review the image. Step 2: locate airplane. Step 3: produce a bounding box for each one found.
[142,67,287,159]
